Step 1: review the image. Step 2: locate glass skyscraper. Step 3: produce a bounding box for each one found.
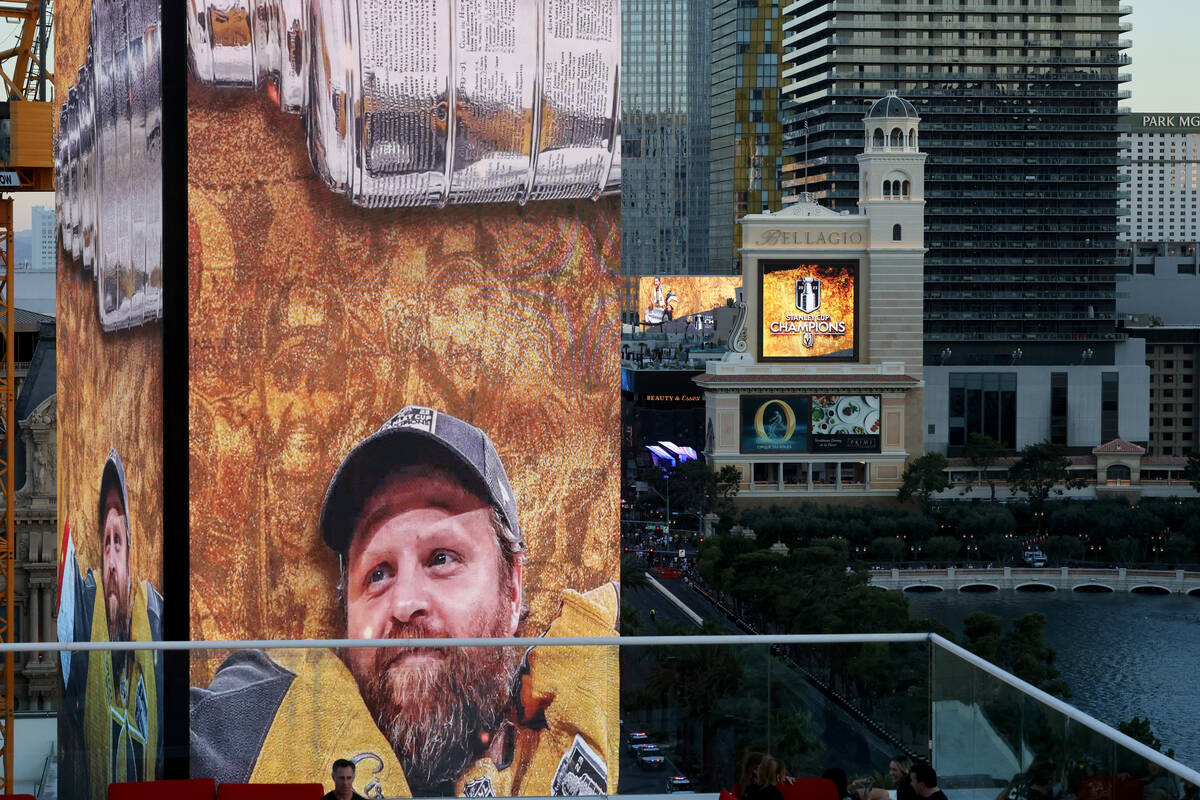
[708,0,785,274]
[622,0,711,275]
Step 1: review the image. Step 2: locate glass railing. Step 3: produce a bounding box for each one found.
[5,634,1197,798]
[929,637,1197,800]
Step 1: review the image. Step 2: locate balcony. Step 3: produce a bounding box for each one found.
[925,272,1119,283]
[930,224,1122,233]
[925,311,1117,322]
[9,634,1197,798]
[924,208,1126,219]
[802,68,1130,84]
[926,289,1117,301]
[827,33,1131,49]
[925,330,1128,342]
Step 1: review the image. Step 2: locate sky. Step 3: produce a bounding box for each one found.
[5,1,1200,232]
[1124,1,1200,111]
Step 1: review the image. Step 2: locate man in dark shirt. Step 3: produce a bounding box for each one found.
[323,759,367,800]
[911,762,949,800]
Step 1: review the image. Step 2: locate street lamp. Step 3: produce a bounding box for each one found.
[636,479,670,525]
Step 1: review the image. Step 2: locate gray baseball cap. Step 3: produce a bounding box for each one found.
[98,448,130,538]
[319,406,523,555]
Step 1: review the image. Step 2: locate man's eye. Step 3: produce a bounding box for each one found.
[367,564,391,584]
[429,550,460,568]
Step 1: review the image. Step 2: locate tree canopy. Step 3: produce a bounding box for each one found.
[898,452,950,513]
[965,432,1009,501]
[1007,441,1086,510]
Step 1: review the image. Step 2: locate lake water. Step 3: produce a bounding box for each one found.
[906,589,1200,769]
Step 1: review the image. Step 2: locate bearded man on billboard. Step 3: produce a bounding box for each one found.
[59,449,164,799]
[190,406,618,797]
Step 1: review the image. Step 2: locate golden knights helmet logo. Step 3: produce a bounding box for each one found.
[796,277,821,314]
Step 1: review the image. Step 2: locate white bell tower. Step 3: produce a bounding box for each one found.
[857,90,926,248]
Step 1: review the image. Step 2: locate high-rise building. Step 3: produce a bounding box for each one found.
[31,204,55,272]
[1121,113,1200,244]
[780,0,1131,366]
[708,0,785,273]
[622,0,711,275]
[1115,113,1200,459]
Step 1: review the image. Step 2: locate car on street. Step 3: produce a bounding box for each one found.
[627,731,651,754]
[637,744,665,770]
[666,776,694,793]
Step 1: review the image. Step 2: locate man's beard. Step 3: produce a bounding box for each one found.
[105,572,130,642]
[343,611,521,791]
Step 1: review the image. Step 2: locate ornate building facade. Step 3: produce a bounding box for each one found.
[2,320,58,710]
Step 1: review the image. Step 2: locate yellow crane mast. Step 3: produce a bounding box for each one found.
[0,0,54,792]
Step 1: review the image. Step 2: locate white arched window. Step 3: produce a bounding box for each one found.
[873,128,884,148]
[890,128,903,147]
[892,224,902,241]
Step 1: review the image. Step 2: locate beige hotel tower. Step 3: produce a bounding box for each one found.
[699,92,926,503]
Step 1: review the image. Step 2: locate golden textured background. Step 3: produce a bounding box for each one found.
[188,84,620,681]
[636,276,741,321]
[56,0,164,587]
[761,264,856,358]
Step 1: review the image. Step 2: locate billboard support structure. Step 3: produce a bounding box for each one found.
[0,197,14,793]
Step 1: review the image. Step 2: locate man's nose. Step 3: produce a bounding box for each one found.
[386,574,430,626]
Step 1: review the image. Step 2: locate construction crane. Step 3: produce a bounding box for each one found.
[0,0,54,792]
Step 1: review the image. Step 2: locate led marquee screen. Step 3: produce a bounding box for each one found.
[56,0,166,796]
[636,275,742,334]
[809,395,882,454]
[185,1,621,794]
[741,395,881,454]
[759,259,857,361]
[740,396,810,453]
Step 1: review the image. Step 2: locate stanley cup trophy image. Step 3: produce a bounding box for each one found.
[186,0,621,207]
[58,0,163,332]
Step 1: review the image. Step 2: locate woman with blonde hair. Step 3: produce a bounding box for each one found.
[742,755,786,800]
[734,752,766,799]
[852,755,917,800]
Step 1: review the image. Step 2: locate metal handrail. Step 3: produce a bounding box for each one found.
[3,632,930,652]
[36,740,53,799]
[12,632,1199,784]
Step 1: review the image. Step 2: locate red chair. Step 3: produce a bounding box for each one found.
[108,779,216,800]
[0,794,37,800]
[1079,776,1145,800]
[780,777,840,800]
[216,783,325,800]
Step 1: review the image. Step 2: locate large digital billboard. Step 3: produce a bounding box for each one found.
[759,260,857,361]
[55,0,166,795]
[741,395,881,454]
[185,2,621,795]
[636,275,742,335]
[809,395,882,454]
[741,396,810,453]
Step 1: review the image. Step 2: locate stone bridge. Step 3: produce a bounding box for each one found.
[867,566,1200,595]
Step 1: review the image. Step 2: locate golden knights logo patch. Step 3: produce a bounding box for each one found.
[550,734,606,796]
